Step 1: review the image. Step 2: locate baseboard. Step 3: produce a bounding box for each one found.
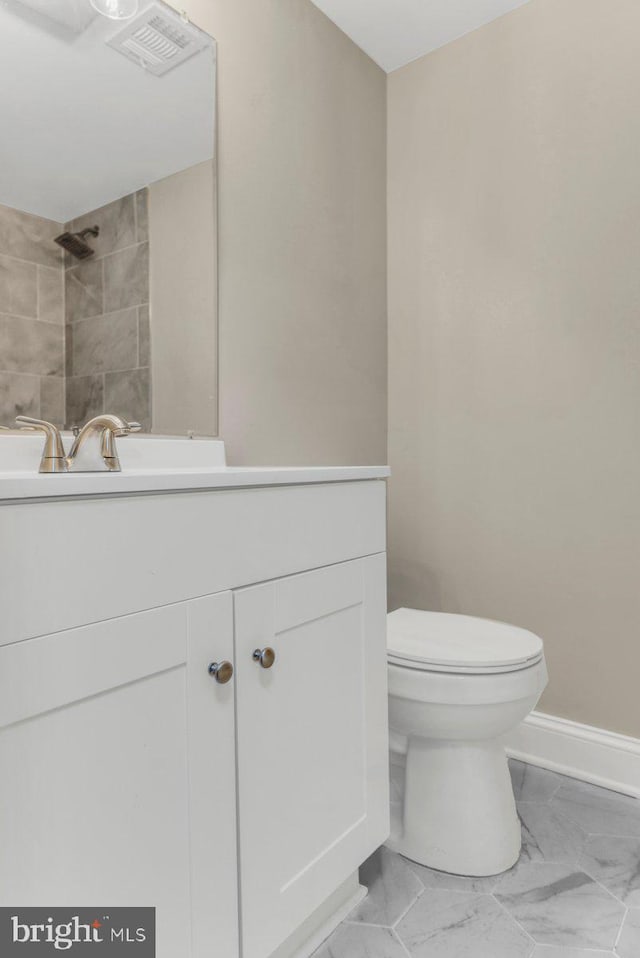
[504,710,640,798]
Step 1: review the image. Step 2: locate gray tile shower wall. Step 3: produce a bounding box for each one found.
[0,203,65,427]
[64,191,151,430]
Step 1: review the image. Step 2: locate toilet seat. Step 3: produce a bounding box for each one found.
[387,608,544,675]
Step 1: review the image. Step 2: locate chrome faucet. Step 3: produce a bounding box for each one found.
[15,414,141,473]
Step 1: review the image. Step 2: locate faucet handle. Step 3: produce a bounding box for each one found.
[16,415,64,443]
[98,418,140,467]
[15,416,67,473]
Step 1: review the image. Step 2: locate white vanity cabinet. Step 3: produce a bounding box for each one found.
[0,476,389,958]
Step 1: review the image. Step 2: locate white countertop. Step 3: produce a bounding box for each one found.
[0,434,389,502]
[0,464,390,502]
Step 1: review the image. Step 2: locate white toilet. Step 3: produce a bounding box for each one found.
[386,608,547,877]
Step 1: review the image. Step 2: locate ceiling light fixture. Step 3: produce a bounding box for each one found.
[90,0,139,20]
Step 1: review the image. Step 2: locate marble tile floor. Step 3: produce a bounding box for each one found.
[312,760,640,958]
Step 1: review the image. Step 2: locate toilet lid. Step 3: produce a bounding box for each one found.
[387,608,544,674]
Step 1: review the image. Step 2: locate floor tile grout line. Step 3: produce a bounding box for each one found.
[391,885,425,930]
[586,830,640,840]
[495,858,633,918]
[493,886,622,955]
[408,884,499,896]
[406,863,426,894]
[517,799,564,806]
[547,779,564,801]
[577,864,632,908]
[491,892,538,947]
[390,927,412,958]
[495,870,627,953]
[552,788,640,809]
[613,903,629,952]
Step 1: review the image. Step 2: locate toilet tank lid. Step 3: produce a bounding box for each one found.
[387,608,544,671]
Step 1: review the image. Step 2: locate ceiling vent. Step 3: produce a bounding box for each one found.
[107,2,211,77]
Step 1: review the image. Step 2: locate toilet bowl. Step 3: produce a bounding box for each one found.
[386,608,547,877]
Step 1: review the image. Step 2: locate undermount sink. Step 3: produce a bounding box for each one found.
[0,431,227,474]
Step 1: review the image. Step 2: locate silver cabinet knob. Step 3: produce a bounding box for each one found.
[253,647,276,669]
[208,661,234,684]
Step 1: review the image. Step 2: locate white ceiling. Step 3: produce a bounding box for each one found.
[0,0,215,222]
[310,0,531,72]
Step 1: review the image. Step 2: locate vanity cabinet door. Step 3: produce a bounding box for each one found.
[234,554,389,958]
[0,595,238,958]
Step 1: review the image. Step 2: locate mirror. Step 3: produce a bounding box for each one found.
[0,0,217,435]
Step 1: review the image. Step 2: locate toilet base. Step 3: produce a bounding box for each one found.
[389,736,521,876]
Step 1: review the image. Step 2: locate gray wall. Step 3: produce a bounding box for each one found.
[388,0,640,736]
[172,0,388,466]
[149,161,217,436]
[0,204,64,426]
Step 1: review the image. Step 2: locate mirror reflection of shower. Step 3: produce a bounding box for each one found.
[0,0,217,436]
[54,227,100,260]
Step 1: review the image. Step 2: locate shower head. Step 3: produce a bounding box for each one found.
[54,226,100,260]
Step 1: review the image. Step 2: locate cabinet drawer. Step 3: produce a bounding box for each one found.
[0,480,386,645]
